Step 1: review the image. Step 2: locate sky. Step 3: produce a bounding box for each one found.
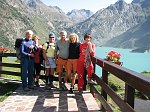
[40,0,133,13]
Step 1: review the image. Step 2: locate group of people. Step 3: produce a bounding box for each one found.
[20,30,95,93]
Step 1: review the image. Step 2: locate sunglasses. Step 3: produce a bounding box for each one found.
[49,37,55,38]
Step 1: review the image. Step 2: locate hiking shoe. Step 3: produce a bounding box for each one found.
[69,87,74,94]
[50,84,57,88]
[23,87,30,91]
[87,79,96,85]
[35,81,40,87]
[46,85,51,90]
[79,88,83,94]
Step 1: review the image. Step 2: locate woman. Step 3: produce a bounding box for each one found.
[33,35,42,87]
[67,33,80,93]
[77,33,95,93]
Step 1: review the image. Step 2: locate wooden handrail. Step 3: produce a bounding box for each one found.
[91,56,150,112]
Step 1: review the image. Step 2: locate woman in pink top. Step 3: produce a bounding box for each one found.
[33,35,42,87]
[77,33,95,92]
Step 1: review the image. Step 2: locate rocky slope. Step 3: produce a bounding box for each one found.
[67,0,150,48]
[67,9,93,23]
[0,0,73,48]
[104,16,150,49]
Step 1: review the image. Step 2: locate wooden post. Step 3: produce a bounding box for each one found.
[0,54,2,77]
[124,83,135,108]
[101,69,108,112]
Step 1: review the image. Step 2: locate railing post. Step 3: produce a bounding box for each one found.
[101,69,108,112]
[0,54,2,77]
[124,83,135,108]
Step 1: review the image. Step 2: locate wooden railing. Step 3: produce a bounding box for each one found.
[90,56,150,112]
[0,53,150,112]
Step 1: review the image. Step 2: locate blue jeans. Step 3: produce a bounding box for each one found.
[21,57,34,88]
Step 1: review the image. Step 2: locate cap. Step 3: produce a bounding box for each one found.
[49,33,55,37]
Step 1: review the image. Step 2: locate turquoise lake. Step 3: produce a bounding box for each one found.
[95,47,150,76]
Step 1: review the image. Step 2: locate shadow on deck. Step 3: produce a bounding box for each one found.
[0,78,100,112]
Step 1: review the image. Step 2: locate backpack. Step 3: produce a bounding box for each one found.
[15,38,24,60]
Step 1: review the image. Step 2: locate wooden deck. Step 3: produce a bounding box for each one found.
[0,79,100,112]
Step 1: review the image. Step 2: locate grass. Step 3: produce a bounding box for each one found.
[0,80,19,102]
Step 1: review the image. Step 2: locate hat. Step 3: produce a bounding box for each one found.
[49,33,55,37]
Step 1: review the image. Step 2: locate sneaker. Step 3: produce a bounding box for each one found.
[79,88,83,94]
[69,87,74,94]
[87,79,96,85]
[28,85,34,89]
[35,81,40,87]
[46,84,51,90]
[50,83,57,88]
[23,87,30,91]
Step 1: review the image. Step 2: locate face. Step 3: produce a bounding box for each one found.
[70,35,76,43]
[49,37,55,43]
[34,37,39,43]
[84,36,91,42]
[60,32,67,40]
[26,32,33,39]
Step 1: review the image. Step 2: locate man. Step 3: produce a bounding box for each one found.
[55,31,69,90]
[21,30,38,91]
[43,33,57,89]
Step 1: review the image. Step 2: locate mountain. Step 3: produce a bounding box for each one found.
[0,0,73,48]
[104,16,150,49]
[132,0,145,3]
[67,9,93,23]
[67,0,150,47]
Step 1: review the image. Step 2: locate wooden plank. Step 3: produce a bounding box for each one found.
[91,85,113,112]
[125,83,135,108]
[0,53,16,57]
[103,61,150,97]
[2,63,21,68]
[92,56,150,97]
[93,74,135,112]
[1,70,21,76]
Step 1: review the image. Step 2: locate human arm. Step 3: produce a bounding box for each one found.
[88,42,95,56]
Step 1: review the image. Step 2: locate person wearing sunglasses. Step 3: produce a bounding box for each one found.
[43,33,57,90]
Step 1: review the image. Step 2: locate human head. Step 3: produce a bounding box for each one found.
[26,30,33,39]
[84,33,92,42]
[32,35,39,41]
[69,33,79,43]
[49,33,55,43]
[60,30,67,40]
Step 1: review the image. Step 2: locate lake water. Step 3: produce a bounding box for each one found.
[95,47,150,76]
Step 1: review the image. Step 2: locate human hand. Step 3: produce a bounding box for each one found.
[29,45,34,49]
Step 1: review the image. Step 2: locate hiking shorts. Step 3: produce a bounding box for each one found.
[44,57,56,68]
[67,59,78,75]
[56,57,68,73]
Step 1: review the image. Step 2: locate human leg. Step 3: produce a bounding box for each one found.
[21,58,28,89]
[28,59,34,88]
[77,60,84,91]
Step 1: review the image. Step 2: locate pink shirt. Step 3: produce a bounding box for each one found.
[78,43,95,62]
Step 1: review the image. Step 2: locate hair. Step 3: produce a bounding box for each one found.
[60,30,67,36]
[26,30,33,35]
[69,33,79,43]
[84,33,92,40]
[32,35,39,40]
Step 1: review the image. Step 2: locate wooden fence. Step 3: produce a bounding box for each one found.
[0,53,150,112]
